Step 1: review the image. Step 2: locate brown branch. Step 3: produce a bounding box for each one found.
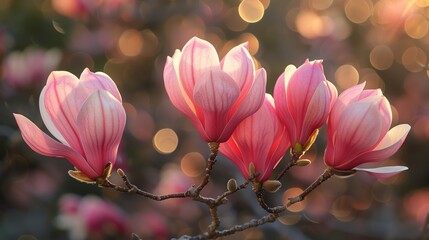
[195,142,219,194]
[275,152,301,180]
[286,168,334,207]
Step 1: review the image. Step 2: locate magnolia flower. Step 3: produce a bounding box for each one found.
[274,59,337,154]
[220,94,290,183]
[56,194,128,240]
[324,83,410,179]
[14,69,126,182]
[163,37,266,143]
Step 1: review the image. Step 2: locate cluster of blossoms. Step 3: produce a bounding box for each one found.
[164,37,410,186]
[14,36,410,194]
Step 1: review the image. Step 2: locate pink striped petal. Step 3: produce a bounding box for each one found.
[332,101,383,168]
[286,60,325,126]
[221,42,255,91]
[354,166,408,179]
[179,37,220,99]
[273,65,298,143]
[351,124,410,166]
[14,114,97,178]
[163,56,197,118]
[43,71,84,154]
[39,86,68,145]
[220,68,266,142]
[79,68,122,102]
[300,81,331,144]
[77,90,126,176]
[193,69,239,141]
[330,82,366,130]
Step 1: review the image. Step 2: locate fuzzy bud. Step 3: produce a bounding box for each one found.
[262,180,282,193]
[227,178,238,192]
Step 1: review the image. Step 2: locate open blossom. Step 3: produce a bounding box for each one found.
[274,59,337,154]
[163,37,266,143]
[324,83,410,179]
[14,69,126,182]
[219,94,290,183]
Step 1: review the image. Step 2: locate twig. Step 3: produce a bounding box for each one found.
[98,172,189,200]
[276,152,301,180]
[286,168,334,207]
[195,142,219,194]
[177,208,285,240]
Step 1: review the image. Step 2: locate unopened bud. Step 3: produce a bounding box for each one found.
[117,168,125,177]
[262,180,282,193]
[296,159,312,166]
[227,178,238,192]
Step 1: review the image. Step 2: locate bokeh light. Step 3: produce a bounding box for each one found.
[369,45,394,70]
[344,0,373,24]
[334,64,359,90]
[118,29,143,57]
[283,188,306,213]
[180,152,206,177]
[238,0,265,23]
[153,128,179,154]
[404,13,428,39]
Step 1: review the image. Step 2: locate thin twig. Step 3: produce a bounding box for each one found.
[195,142,219,194]
[287,168,334,207]
[276,153,301,180]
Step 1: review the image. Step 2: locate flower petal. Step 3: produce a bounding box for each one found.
[331,101,383,169]
[179,37,220,99]
[14,113,97,178]
[300,81,331,144]
[274,65,297,143]
[79,68,122,102]
[220,42,255,91]
[77,90,126,176]
[218,68,266,142]
[352,124,410,165]
[330,82,366,130]
[193,69,239,141]
[43,71,84,153]
[354,166,408,179]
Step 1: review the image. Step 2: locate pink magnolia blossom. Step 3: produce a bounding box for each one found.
[163,37,266,143]
[274,59,337,153]
[14,68,126,181]
[324,83,410,179]
[57,194,128,240]
[219,94,290,183]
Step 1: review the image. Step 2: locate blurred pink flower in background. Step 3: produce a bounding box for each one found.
[163,37,266,143]
[2,48,61,89]
[154,165,201,221]
[14,69,126,182]
[274,59,337,154]
[324,83,410,179]
[56,194,128,240]
[220,94,290,183]
[51,0,135,19]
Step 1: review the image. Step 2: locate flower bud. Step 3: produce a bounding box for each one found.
[227,178,238,192]
[262,180,282,193]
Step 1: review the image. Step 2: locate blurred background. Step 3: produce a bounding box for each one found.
[0,0,428,239]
